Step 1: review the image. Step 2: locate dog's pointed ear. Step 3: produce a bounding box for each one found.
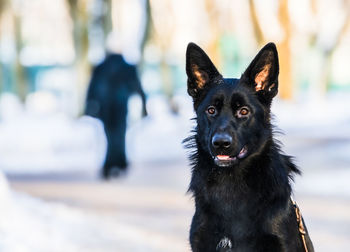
[186,42,222,99]
[242,43,279,104]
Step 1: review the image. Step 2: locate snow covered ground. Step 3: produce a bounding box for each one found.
[0,178,97,252]
[0,171,190,252]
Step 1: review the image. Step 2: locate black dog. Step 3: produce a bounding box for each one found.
[184,42,314,252]
[85,53,147,178]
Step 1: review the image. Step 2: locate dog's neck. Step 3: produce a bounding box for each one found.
[189,137,292,200]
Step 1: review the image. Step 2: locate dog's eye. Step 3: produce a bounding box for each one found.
[237,107,250,118]
[207,106,217,116]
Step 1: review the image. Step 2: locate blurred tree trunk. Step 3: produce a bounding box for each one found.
[12,3,27,100]
[139,0,152,80]
[0,0,6,21]
[278,0,293,100]
[248,0,264,46]
[309,0,350,96]
[0,0,7,93]
[66,0,90,113]
[0,1,27,98]
[321,14,350,93]
[140,0,151,58]
[67,0,89,65]
[148,0,175,107]
[102,0,112,45]
[204,0,221,67]
[159,56,174,109]
[249,0,293,100]
[319,1,350,93]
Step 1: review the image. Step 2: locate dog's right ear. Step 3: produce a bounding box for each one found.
[186,42,222,99]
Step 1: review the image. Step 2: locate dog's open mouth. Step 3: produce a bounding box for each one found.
[214,146,248,167]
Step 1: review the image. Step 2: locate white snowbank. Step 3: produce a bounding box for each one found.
[272,93,350,136]
[0,170,109,252]
[127,95,194,163]
[0,169,186,252]
[0,93,106,175]
[0,114,106,175]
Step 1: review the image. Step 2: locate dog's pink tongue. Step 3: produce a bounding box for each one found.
[216,155,230,160]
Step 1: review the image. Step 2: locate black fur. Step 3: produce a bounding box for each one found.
[184,42,314,252]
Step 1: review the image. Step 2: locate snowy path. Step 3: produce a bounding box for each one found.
[8,151,350,252]
[8,161,193,252]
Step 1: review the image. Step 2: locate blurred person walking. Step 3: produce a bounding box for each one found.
[85,53,147,179]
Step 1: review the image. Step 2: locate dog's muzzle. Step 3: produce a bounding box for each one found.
[212,146,248,167]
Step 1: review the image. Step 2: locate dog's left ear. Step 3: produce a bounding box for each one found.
[242,43,279,104]
[186,42,222,99]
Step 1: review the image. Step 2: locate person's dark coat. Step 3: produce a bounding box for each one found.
[85,54,147,178]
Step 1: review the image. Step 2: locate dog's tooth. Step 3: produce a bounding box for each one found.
[217,155,230,160]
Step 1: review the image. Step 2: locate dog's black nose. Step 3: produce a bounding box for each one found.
[212,133,232,149]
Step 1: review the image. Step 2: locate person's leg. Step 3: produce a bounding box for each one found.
[102,122,128,178]
[102,127,114,178]
[111,121,128,170]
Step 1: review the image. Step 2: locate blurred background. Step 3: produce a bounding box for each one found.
[0,0,349,251]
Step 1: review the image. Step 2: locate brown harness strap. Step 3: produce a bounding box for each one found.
[291,199,308,252]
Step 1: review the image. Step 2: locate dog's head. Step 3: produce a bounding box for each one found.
[186,42,279,167]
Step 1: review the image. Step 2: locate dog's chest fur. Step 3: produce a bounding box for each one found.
[209,185,259,239]
[201,169,268,233]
